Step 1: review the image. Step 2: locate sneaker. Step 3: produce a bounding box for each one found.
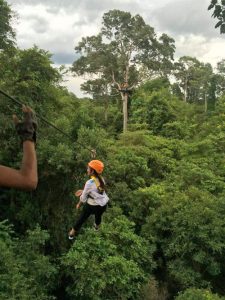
[68,228,75,240]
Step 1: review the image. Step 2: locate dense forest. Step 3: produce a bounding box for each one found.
[1,0,225,299]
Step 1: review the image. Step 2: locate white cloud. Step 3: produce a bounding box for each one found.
[63,73,86,97]
[151,0,217,36]
[14,4,100,54]
[7,0,225,96]
[173,35,224,67]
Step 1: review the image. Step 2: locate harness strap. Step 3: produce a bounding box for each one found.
[91,176,104,194]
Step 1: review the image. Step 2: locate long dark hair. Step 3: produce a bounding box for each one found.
[93,169,106,192]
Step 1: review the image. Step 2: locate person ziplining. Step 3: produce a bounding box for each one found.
[69,160,109,240]
[0,89,109,240]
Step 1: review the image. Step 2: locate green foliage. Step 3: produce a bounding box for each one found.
[0,0,15,50]
[0,46,61,106]
[176,288,224,300]
[0,222,57,300]
[62,208,155,300]
[161,120,191,139]
[1,5,225,300]
[142,186,225,291]
[107,146,150,189]
[129,184,169,230]
[130,81,193,136]
[130,78,171,125]
[140,78,171,93]
[146,90,177,133]
[141,278,169,300]
[173,56,218,109]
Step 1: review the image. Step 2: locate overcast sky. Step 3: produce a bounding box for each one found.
[7,0,225,97]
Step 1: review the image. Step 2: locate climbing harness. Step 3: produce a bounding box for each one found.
[0,88,96,158]
[90,175,105,194]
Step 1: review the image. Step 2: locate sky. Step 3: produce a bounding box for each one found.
[7,0,225,97]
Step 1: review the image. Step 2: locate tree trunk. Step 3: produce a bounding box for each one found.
[122,92,128,132]
[184,76,188,102]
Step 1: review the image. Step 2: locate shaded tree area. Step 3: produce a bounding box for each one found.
[1,1,225,299]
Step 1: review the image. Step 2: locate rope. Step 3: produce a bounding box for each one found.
[0,89,96,157]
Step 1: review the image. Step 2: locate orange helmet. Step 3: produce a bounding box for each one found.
[88,160,104,174]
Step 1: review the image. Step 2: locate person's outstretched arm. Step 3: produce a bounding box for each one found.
[0,141,37,189]
[0,106,38,190]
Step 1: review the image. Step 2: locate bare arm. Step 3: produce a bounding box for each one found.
[0,106,38,190]
[0,141,37,190]
[74,189,83,209]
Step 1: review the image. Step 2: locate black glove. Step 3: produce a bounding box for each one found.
[14,106,37,143]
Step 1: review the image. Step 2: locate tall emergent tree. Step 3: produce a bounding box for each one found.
[72,9,175,132]
[208,0,225,33]
[173,56,225,111]
[173,56,218,111]
[0,0,15,50]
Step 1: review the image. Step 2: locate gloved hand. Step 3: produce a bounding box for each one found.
[13,105,37,143]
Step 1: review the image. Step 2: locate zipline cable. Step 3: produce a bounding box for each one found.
[0,89,96,156]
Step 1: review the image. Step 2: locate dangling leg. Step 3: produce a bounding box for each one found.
[69,203,93,239]
[94,205,107,230]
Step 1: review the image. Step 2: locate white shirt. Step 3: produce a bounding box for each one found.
[80,178,109,206]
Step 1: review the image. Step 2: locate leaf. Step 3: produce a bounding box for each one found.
[220,23,225,33]
[215,20,223,28]
[208,3,215,10]
[208,0,218,10]
[214,4,222,16]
